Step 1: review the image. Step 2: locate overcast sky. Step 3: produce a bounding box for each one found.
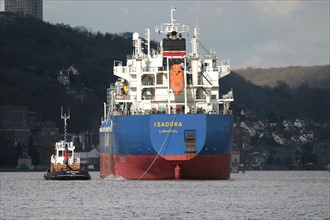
[36,1,330,69]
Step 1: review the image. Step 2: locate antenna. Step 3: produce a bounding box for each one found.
[154,7,189,35]
[61,106,70,141]
[170,7,176,26]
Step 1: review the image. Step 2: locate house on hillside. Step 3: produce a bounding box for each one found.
[272,132,286,145]
[240,121,256,137]
[298,135,308,143]
[294,119,305,128]
[253,121,267,130]
[291,136,300,143]
[57,70,70,85]
[282,119,293,129]
[57,65,79,86]
[67,65,79,75]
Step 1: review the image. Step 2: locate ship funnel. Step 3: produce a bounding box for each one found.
[171,31,177,40]
[133,32,139,40]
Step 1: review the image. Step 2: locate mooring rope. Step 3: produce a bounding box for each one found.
[137,114,177,180]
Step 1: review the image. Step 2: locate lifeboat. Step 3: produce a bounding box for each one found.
[170,64,184,95]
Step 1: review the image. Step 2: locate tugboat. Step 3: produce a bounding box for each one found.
[44,108,91,180]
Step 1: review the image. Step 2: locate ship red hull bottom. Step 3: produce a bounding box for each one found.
[100,152,231,180]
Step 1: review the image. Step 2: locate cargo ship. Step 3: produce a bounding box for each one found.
[99,8,234,180]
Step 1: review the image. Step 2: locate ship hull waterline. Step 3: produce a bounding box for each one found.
[100,153,231,180]
[44,170,91,180]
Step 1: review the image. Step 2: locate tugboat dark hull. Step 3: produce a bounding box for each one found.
[44,169,91,180]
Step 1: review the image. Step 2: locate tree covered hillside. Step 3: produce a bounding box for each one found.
[220,73,330,122]
[1,12,329,134]
[235,66,329,89]
[0,13,152,131]
[0,13,135,89]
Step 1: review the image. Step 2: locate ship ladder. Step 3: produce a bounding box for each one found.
[137,114,177,180]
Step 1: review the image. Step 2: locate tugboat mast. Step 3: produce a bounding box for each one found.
[61,106,70,142]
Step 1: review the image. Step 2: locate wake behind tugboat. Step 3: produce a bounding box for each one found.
[44,108,91,180]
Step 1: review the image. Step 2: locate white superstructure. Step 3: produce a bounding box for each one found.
[51,140,80,165]
[103,8,233,121]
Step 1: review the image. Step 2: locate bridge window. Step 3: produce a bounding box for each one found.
[156,73,163,85]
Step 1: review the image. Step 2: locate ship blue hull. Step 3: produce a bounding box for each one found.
[100,114,233,180]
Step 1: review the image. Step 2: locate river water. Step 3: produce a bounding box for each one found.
[0,171,329,219]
